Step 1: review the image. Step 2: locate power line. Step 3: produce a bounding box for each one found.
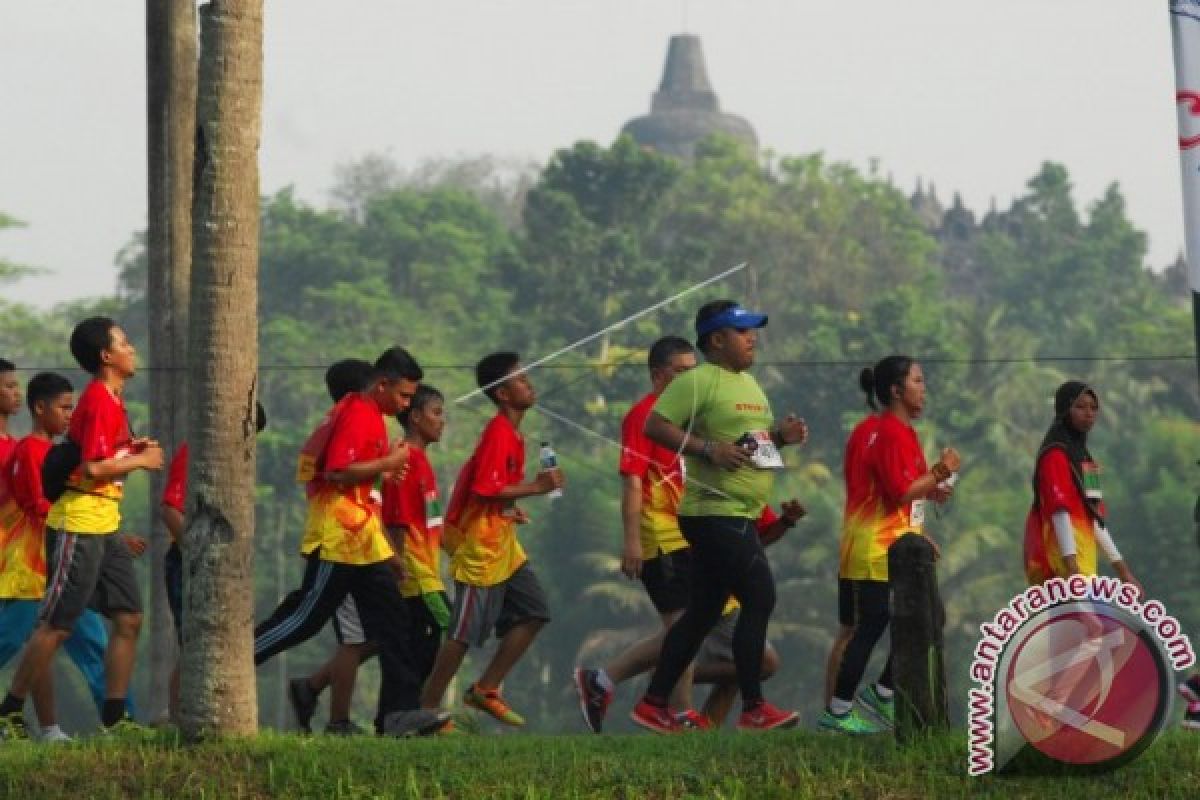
[10,354,1196,372]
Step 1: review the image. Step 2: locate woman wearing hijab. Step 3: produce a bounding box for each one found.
[1023,381,1140,592]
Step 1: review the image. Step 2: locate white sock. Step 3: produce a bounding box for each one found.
[829,697,853,715]
[874,683,894,700]
[595,669,615,693]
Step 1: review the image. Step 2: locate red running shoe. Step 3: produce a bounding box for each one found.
[630,699,682,734]
[737,700,799,731]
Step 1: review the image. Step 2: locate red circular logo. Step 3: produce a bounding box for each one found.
[1005,610,1163,766]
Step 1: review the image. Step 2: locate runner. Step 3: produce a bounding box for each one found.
[822,355,960,734]
[253,347,446,737]
[419,352,563,727]
[578,499,804,731]
[821,395,879,713]
[630,300,808,733]
[1023,381,1140,591]
[574,336,698,732]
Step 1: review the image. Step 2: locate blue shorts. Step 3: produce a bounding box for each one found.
[0,598,111,713]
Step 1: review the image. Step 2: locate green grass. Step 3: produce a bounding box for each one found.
[1,728,1196,799]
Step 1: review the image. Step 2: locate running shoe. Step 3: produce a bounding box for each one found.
[737,700,799,731]
[1184,706,1200,731]
[857,685,895,728]
[818,707,883,735]
[288,677,319,734]
[464,684,525,726]
[676,709,713,730]
[573,668,613,733]
[630,699,682,734]
[380,709,451,737]
[40,725,72,743]
[325,719,366,736]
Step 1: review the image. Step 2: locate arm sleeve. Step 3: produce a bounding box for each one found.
[78,396,120,462]
[1052,510,1077,557]
[322,404,371,473]
[872,426,919,504]
[1036,448,1078,515]
[651,368,700,429]
[11,446,50,517]
[470,425,516,498]
[754,505,779,536]
[1093,521,1123,562]
[618,406,652,478]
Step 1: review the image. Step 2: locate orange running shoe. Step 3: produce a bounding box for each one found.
[464,683,525,726]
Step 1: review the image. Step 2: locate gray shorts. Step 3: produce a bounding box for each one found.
[697,609,776,666]
[449,563,550,648]
[41,529,142,631]
[332,593,367,646]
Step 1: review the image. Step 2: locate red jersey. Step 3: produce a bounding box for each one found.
[0,433,16,509]
[839,411,927,580]
[162,443,189,514]
[0,435,54,598]
[300,393,393,565]
[47,380,132,534]
[619,392,686,558]
[1024,447,1102,584]
[383,445,444,597]
[445,412,527,586]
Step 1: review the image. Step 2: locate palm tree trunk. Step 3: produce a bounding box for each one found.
[145,0,196,725]
[180,0,262,738]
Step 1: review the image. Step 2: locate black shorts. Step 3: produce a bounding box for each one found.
[449,563,550,647]
[640,549,692,614]
[164,543,183,645]
[41,529,142,631]
[838,578,889,628]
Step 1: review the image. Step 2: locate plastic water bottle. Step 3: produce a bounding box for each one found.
[539,441,563,499]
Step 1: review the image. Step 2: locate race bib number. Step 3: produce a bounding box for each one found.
[909,499,926,528]
[747,430,784,470]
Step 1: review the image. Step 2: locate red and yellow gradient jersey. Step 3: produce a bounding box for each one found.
[444,413,527,587]
[1023,447,1103,584]
[0,435,53,599]
[382,444,445,597]
[161,443,188,543]
[299,394,394,565]
[839,411,927,581]
[46,380,132,535]
[619,392,686,559]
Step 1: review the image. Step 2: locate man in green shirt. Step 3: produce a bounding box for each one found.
[630,300,808,733]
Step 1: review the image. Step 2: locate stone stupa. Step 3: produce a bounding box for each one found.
[621,34,758,161]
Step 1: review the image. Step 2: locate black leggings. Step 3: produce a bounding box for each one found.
[647,516,776,708]
[833,579,892,702]
[253,554,423,729]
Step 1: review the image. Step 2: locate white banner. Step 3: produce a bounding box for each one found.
[1171,1,1200,292]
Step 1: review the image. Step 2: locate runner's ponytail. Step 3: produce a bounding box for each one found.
[859,367,877,411]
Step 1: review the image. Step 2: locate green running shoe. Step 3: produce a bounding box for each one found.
[818,707,883,735]
[857,685,895,728]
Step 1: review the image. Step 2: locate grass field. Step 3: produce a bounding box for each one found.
[1,727,1196,799]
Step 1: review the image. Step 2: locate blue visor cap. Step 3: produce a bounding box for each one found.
[695,306,769,338]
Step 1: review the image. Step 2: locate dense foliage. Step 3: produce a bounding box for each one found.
[1,136,1196,732]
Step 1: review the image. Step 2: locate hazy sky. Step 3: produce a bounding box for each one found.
[0,1,1186,307]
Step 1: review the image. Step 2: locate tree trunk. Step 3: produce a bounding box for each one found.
[888,533,949,742]
[145,0,196,724]
[180,0,262,739]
